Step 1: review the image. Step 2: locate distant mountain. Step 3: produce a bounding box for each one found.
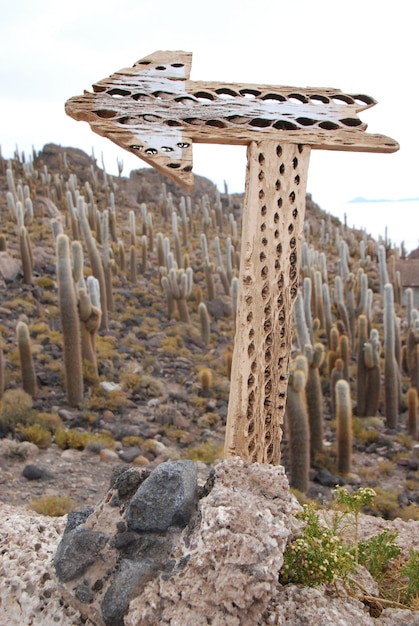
[349,196,419,203]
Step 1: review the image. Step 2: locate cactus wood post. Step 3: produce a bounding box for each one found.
[66,50,398,465]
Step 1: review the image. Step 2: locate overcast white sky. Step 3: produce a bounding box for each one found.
[1,0,418,249]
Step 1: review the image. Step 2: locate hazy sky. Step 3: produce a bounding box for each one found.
[1,0,418,248]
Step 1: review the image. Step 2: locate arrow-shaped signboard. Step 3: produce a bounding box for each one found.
[66,52,398,467]
[66,50,398,190]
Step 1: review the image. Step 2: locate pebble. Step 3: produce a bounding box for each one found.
[22,464,44,480]
[100,449,119,462]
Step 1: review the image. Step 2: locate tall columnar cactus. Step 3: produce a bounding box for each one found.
[16,321,37,398]
[198,302,211,346]
[330,358,344,419]
[335,379,352,474]
[334,275,351,350]
[56,234,83,407]
[293,291,310,352]
[378,244,389,296]
[304,342,325,463]
[286,365,310,494]
[406,318,419,391]
[323,283,333,349]
[356,314,369,416]
[338,334,350,382]
[77,197,108,330]
[406,387,418,440]
[384,283,399,429]
[364,328,381,417]
[19,225,33,284]
[78,286,101,380]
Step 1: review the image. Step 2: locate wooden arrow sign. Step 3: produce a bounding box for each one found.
[66,50,398,190]
[66,52,398,467]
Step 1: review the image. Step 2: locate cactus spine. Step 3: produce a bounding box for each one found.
[56,234,83,406]
[335,379,352,474]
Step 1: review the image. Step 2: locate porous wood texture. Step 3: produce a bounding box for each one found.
[66,50,398,189]
[224,141,310,464]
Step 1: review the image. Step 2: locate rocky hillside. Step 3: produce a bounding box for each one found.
[0,142,418,523]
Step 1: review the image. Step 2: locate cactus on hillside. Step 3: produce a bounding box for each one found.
[286,365,310,494]
[16,321,37,398]
[336,379,352,474]
[56,233,83,407]
[383,283,399,429]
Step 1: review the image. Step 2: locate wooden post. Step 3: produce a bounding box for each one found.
[224,140,310,463]
[65,50,398,465]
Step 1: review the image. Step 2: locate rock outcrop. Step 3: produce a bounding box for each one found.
[1,458,418,626]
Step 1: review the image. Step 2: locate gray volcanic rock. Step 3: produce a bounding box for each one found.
[126,459,198,532]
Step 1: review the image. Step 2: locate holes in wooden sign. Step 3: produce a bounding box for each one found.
[352,94,375,106]
[319,121,340,130]
[294,175,300,185]
[161,146,174,152]
[279,163,285,174]
[264,319,272,332]
[310,94,330,104]
[276,145,283,157]
[215,88,238,98]
[274,230,279,239]
[261,284,270,300]
[167,163,181,169]
[289,191,296,204]
[132,93,153,101]
[340,118,363,127]
[274,212,279,224]
[177,142,190,148]
[145,148,158,155]
[107,88,131,97]
[248,373,255,387]
[292,157,298,169]
[331,94,353,105]
[251,360,257,373]
[260,251,266,262]
[261,205,267,216]
[262,237,268,246]
[277,197,283,209]
[296,117,316,126]
[287,93,309,103]
[155,65,166,71]
[273,121,298,130]
[248,342,255,358]
[262,93,287,102]
[152,91,172,99]
[258,170,264,181]
[94,110,117,118]
[130,145,143,151]
[261,265,268,279]
[292,208,298,219]
[258,153,265,165]
[276,243,282,256]
[206,120,226,128]
[250,118,271,128]
[288,224,294,234]
[259,189,265,200]
[247,311,253,322]
[260,223,266,232]
[193,91,215,100]
[248,420,255,435]
[275,179,281,191]
[240,89,261,97]
[171,63,185,68]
